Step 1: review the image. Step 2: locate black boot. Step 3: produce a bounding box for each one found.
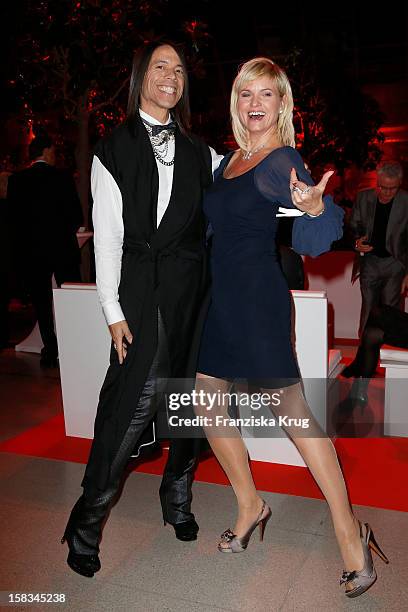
[342,362,360,379]
[165,518,199,541]
[40,347,59,368]
[61,495,103,578]
[64,550,101,578]
[349,377,369,404]
[160,440,199,541]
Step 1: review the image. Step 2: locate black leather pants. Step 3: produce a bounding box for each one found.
[64,310,178,555]
[159,437,197,525]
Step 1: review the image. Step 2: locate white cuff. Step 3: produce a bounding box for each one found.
[102,301,126,326]
[276,206,305,218]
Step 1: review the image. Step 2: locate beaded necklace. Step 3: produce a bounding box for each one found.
[142,121,175,167]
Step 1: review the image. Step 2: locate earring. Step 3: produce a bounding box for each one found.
[279,109,283,114]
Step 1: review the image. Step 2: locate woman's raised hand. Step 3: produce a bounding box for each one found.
[290,167,334,216]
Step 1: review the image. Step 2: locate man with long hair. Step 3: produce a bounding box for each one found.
[62,41,221,577]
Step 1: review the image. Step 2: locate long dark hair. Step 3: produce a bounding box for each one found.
[127,40,191,134]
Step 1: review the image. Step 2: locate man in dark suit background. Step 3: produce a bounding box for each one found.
[350,160,408,336]
[0,171,12,349]
[7,132,83,366]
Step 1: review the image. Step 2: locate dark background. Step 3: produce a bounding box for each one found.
[1,1,407,185]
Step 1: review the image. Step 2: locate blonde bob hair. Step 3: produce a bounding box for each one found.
[230,57,295,151]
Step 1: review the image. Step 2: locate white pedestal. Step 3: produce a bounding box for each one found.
[380,347,408,438]
[53,284,110,438]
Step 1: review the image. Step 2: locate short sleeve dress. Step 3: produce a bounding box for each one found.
[197,146,344,386]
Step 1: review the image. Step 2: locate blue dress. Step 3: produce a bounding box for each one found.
[197,146,344,385]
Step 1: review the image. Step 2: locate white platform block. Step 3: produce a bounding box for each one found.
[53,284,110,438]
[380,347,408,438]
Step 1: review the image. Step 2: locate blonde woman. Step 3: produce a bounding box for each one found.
[195,58,388,598]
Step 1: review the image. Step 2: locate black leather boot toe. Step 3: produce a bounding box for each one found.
[66,550,101,578]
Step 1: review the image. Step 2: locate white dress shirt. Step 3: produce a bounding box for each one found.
[92,109,223,325]
[139,108,175,226]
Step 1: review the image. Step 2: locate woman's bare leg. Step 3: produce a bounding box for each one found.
[263,382,364,577]
[195,373,264,540]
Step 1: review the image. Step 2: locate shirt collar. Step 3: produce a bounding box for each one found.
[139,108,172,126]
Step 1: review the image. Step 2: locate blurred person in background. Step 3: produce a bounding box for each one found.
[342,304,408,403]
[7,131,83,366]
[0,171,12,348]
[350,161,408,336]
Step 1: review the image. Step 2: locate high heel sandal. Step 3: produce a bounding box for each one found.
[218,500,272,553]
[340,521,389,598]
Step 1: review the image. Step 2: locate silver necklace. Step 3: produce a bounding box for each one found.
[241,144,265,161]
[143,121,175,166]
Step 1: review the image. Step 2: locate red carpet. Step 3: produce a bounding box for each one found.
[1,413,407,512]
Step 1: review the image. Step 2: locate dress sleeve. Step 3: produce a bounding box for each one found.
[254,146,344,257]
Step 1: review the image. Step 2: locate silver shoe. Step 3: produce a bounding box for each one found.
[340,521,389,598]
[218,500,272,553]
